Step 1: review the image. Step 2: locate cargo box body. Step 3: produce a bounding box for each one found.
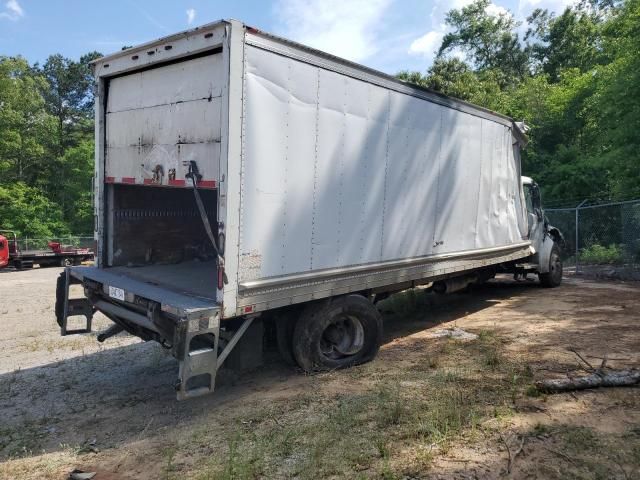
[86,19,531,321]
[56,19,548,399]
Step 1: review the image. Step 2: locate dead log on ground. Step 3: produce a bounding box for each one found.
[536,369,640,393]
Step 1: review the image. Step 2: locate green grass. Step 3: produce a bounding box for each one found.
[529,424,640,480]
[171,330,537,479]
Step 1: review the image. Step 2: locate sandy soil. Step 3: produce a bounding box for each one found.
[0,266,639,479]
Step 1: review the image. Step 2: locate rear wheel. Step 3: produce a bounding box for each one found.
[55,272,66,327]
[275,309,299,366]
[292,295,382,372]
[539,244,563,287]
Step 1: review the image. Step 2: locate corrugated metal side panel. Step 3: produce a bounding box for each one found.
[239,44,526,282]
[433,109,482,252]
[384,93,440,260]
[105,53,223,186]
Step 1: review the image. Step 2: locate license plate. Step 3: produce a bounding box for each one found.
[108,286,125,301]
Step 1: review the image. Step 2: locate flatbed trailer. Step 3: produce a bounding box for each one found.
[0,231,93,269]
[55,20,564,400]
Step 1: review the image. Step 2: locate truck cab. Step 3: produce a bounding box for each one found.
[521,176,564,287]
[0,235,8,268]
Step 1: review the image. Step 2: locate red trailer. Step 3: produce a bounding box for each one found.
[0,231,93,270]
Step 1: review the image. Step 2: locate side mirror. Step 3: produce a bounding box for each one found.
[531,184,543,220]
[535,207,543,221]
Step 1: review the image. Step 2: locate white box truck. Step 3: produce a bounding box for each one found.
[56,20,564,399]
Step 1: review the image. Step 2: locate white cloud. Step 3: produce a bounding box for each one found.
[408,30,444,58]
[186,8,196,25]
[485,3,509,17]
[274,0,393,62]
[0,0,24,21]
[518,0,575,12]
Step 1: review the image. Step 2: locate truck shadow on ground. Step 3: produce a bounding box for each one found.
[0,278,545,460]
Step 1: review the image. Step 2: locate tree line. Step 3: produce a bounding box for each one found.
[1,0,638,237]
[399,0,639,208]
[0,51,100,237]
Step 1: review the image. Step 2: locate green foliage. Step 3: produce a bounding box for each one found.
[400,0,640,207]
[0,182,68,237]
[526,6,606,81]
[0,57,56,184]
[0,52,98,237]
[438,0,529,84]
[580,243,624,264]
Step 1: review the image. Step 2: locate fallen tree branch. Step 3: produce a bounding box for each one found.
[511,436,525,473]
[600,352,608,369]
[568,348,595,371]
[499,433,512,475]
[588,355,630,361]
[541,446,577,465]
[536,369,640,393]
[499,434,526,475]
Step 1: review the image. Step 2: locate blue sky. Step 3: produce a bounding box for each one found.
[1,0,573,74]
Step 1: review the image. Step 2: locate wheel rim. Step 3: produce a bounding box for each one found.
[319,315,365,360]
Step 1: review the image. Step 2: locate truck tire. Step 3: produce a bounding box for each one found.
[292,295,382,373]
[61,257,73,267]
[275,309,299,367]
[539,244,563,288]
[55,272,66,327]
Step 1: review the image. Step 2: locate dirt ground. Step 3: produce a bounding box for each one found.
[1,266,639,479]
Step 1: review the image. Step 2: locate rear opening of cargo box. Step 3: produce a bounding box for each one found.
[105,184,218,300]
[100,49,225,301]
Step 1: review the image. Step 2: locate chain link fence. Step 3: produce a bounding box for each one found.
[546,199,640,276]
[13,235,94,253]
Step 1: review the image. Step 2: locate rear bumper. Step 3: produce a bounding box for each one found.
[59,266,223,399]
[67,266,220,354]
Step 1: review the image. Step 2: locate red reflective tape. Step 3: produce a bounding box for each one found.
[121,177,136,184]
[198,180,216,188]
[143,178,155,185]
[243,305,254,313]
[105,176,115,183]
[168,179,186,186]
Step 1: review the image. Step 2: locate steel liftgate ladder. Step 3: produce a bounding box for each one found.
[56,267,95,335]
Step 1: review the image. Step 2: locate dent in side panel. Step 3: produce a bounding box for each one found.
[336,77,376,266]
[356,84,388,265]
[311,69,347,270]
[383,95,411,259]
[397,99,441,259]
[475,119,497,248]
[240,48,289,280]
[434,109,482,252]
[504,129,522,244]
[279,59,318,274]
